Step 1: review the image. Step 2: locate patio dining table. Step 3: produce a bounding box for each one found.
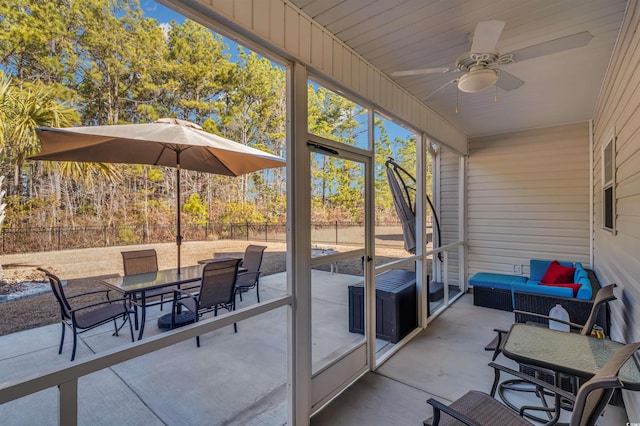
[502,323,640,389]
[497,323,640,425]
[99,264,204,340]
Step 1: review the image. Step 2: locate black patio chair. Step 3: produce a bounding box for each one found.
[235,245,267,303]
[121,249,173,328]
[170,258,241,347]
[121,249,159,276]
[37,268,134,361]
[425,342,640,426]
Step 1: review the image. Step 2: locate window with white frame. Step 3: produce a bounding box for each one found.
[602,130,616,233]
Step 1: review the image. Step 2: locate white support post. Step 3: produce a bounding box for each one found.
[416,133,428,327]
[366,109,376,369]
[458,155,466,292]
[443,250,449,304]
[287,62,312,425]
[588,119,594,269]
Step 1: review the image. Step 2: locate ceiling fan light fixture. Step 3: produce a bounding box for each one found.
[457,68,497,93]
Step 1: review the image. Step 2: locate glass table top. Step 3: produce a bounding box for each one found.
[100,264,203,293]
[503,324,640,390]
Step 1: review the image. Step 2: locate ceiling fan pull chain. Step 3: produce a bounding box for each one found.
[495,81,498,103]
[456,86,460,113]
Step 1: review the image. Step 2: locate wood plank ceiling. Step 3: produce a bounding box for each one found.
[289,0,628,138]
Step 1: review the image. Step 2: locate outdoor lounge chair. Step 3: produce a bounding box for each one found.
[235,245,267,303]
[37,268,134,361]
[424,342,640,426]
[170,258,241,347]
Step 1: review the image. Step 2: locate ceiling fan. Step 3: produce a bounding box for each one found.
[391,20,593,101]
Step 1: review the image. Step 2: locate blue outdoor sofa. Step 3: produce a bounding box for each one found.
[470,259,606,331]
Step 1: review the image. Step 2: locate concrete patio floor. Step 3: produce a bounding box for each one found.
[0,270,629,425]
[0,269,368,425]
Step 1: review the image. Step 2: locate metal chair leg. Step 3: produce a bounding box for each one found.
[59,322,66,355]
[112,318,119,336]
[71,326,78,361]
[127,313,134,342]
[195,313,200,347]
[113,313,130,335]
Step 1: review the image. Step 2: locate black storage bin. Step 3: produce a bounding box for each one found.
[348,269,417,343]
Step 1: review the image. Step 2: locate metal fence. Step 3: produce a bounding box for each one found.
[0,220,428,254]
[0,216,430,254]
[0,222,284,254]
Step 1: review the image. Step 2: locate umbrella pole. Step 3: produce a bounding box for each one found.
[176,152,182,274]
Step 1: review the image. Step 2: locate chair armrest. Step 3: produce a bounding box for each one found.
[67,289,111,299]
[182,282,201,291]
[485,329,509,361]
[172,289,198,306]
[173,288,195,300]
[236,271,260,286]
[512,310,583,330]
[492,328,508,343]
[488,362,575,402]
[426,398,481,426]
[170,289,198,328]
[69,297,130,314]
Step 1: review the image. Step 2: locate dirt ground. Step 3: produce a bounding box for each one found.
[0,241,409,336]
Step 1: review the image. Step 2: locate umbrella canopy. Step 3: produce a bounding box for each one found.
[32,118,286,271]
[32,118,285,176]
[386,160,416,254]
[385,157,443,259]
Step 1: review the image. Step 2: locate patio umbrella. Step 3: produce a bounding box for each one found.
[385,157,442,259]
[385,158,416,254]
[31,118,285,272]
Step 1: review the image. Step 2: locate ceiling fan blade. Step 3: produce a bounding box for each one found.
[495,69,524,91]
[509,31,593,63]
[471,20,505,53]
[391,67,452,77]
[424,80,457,101]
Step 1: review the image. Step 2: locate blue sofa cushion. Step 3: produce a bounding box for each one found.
[469,272,527,291]
[574,263,588,280]
[511,281,574,298]
[576,276,592,300]
[572,263,592,300]
[470,260,594,301]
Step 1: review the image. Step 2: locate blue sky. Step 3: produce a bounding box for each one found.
[141,1,185,24]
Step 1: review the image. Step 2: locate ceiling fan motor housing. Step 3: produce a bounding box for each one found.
[458,67,498,93]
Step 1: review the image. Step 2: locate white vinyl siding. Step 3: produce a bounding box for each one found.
[592,0,640,420]
[467,123,591,278]
[439,146,461,286]
[182,0,467,154]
